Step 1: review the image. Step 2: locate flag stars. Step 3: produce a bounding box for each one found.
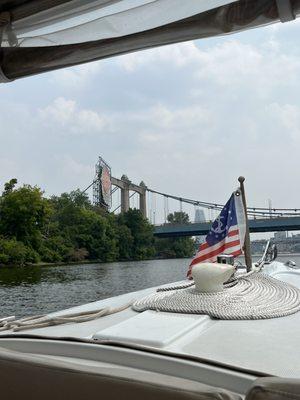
[187,192,243,269]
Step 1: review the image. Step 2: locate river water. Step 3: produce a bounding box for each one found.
[0,255,298,318]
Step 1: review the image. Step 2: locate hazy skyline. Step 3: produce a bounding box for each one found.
[1,17,300,224]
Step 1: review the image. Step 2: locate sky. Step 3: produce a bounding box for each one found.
[1,17,300,224]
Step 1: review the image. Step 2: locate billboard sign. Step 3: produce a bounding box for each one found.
[93,157,111,209]
[101,162,111,208]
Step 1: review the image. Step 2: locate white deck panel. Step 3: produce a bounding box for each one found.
[180,313,300,378]
[93,310,210,347]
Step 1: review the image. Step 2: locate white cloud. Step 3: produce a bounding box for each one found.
[126,103,212,131]
[267,103,300,139]
[39,97,76,123]
[56,155,94,191]
[49,61,102,87]
[118,38,300,99]
[38,97,107,134]
[118,41,202,71]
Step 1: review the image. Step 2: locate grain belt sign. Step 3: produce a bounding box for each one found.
[94,157,111,209]
[101,162,112,208]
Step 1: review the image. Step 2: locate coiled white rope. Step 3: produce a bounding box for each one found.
[0,302,133,332]
[133,273,300,320]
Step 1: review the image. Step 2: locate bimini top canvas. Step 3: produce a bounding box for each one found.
[0,0,299,81]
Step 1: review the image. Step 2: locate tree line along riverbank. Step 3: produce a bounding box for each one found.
[0,179,194,267]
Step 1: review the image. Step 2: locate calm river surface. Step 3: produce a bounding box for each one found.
[0,255,298,318]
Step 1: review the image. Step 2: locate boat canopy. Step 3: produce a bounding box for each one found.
[0,0,299,81]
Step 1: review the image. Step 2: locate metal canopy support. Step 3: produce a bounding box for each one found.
[276,0,295,22]
[0,11,12,82]
[0,66,10,82]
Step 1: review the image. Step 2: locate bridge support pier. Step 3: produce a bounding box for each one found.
[121,185,130,213]
[120,175,130,213]
[111,176,147,217]
[138,181,147,218]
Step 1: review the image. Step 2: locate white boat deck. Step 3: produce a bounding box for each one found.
[1,261,300,395]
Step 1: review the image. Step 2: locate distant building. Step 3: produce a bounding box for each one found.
[274,231,287,240]
[253,233,300,254]
[194,208,206,245]
[194,208,206,223]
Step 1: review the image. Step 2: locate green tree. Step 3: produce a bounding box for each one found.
[116,224,134,260]
[167,211,190,224]
[3,178,17,195]
[117,209,155,260]
[0,237,39,266]
[0,179,195,266]
[155,237,194,258]
[0,182,52,249]
[48,192,118,262]
[156,211,194,258]
[73,209,118,262]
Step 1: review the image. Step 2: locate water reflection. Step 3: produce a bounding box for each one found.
[0,266,43,286]
[0,259,190,317]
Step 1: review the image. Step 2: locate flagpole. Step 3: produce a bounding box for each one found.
[238,176,252,272]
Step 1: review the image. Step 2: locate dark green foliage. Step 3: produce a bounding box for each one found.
[48,192,118,262]
[3,178,17,195]
[167,211,190,224]
[116,209,155,260]
[115,224,134,260]
[0,181,51,248]
[155,212,195,258]
[0,237,40,266]
[0,179,160,266]
[155,237,194,258]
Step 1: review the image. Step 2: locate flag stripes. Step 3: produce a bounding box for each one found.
[187,190,246,279]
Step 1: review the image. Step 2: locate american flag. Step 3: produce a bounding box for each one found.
[187,189,246,278]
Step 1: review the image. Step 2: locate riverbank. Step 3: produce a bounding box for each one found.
[0,254,193,269]
[1,251,298,269]
[27,252,300,268]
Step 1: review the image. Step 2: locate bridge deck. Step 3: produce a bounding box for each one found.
[154,216,300,238]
